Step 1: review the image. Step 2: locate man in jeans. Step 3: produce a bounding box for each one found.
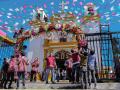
[16,53,29,89]
[71,49,80,83]
[79,52,88,89]
[45,52,57,84]
[88,50,97,89]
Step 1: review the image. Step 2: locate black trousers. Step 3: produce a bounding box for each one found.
[0,72,7,88]
[72,64,80,83]
[4,71,14,88]
[66,68,72,82]
[30,70,36,82]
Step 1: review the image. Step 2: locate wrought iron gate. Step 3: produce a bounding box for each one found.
[0,42,14,69]
[85,32,120,81]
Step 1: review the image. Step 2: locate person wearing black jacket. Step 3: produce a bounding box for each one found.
[0,58,9,89]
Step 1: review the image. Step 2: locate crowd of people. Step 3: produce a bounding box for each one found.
[0,53,29,89]
[44,43,97,89]
[0,52,40,89]
[0,44,97,89]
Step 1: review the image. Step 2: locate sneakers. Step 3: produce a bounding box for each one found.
[8,87,13,89]
[23,86,26,89]
[52,81,56,84]
[46,81,48,84]
[4,87,7,89]
[16,87,19,89]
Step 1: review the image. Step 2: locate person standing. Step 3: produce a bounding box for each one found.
[79,43,89,89]
[64,56,73,82]
[56,69,60,82]
[4,56,16,89]
[16,53,29,89]
[71,49,80,83]
[0,58,9,89]
[45,52,57,84]
[115,57,120,81]
[79,51,88,89]
[88,50,97,89]
[30,57,39,82]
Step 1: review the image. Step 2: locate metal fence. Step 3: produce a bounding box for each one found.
[0,42,14,69]
[85,32,120,81]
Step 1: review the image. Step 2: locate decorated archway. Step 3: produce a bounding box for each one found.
[13,2,100,73]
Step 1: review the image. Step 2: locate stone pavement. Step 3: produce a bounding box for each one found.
[3,80,120,89]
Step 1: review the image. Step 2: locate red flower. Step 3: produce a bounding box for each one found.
[48,23,55,31]
[29,21,33,25]
[39,26,45,33]
[78,40,88,47]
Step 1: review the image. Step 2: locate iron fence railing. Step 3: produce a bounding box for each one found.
[85,32,120,81]
[0,42,14,69]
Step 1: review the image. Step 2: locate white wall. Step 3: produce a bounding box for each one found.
[27,36,45,72]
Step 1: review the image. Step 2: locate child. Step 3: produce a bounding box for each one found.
[30,57,39,82]
[64,56,73,82]
[88,50,97,89]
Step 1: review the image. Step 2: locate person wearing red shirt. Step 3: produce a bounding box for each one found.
[71,49,80,83]
[45,52,57,84]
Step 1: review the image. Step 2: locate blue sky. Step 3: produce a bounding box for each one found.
[0,0,120,38]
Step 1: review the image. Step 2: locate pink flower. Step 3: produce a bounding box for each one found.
[79,2,83,6]
[23,5,27,9]
[29,5,33,8]
[79,40,88,47]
